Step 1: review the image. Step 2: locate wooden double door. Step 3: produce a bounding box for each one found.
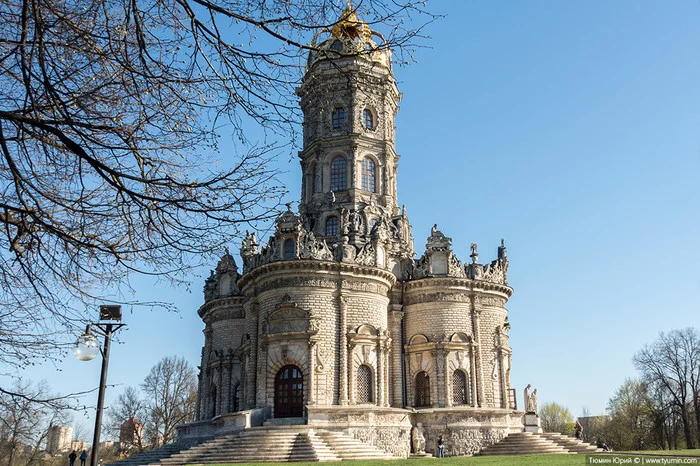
[274,365,304,418]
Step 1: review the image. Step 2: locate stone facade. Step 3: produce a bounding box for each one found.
[184,6,523,458]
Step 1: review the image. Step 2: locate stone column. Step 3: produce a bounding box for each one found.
[388,306,404,407]
[470,296,485,407]
[204,368,212,418]
[245,301,259,409]
[435,347,445,407]
[499,350,509,409]
[377,340,384,406]
[308,339,316,405]
[382,343,390,407]
[469,347,478,408]
[338,293,349,405]
[255,341,267,409]
[430,351,439,407]
[348,345,356,404]
[217,361,223,416]
[196,369,203,420]
[222,359,231,414]
[444,350,452,407]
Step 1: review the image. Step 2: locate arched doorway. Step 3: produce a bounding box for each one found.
[274,365,304,418]
[415,371,431,407]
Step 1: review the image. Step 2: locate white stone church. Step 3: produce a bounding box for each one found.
[180,7,523,458]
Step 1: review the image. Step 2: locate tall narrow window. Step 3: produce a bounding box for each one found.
[332,107,345,129]
[325,216,339,236]
[415,371,430,407]
[330,157,346,191]
[361,158,376,192]
[231,383,241,412]
[452,370,468,405]
[283,239,295,259]
[363,109,374,129]
[356,365,373,403]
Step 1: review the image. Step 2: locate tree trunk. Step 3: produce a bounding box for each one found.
[680,407,696,449]
[694,397,700,448]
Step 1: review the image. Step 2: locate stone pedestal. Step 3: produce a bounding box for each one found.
[523,413,542,433]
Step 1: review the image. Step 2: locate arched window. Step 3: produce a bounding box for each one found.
[231,383,241,412]
[210,385,217,418]
[361,157,376,192]
[363,109,374,129]
[415,371,430,407]
[283,239,295,259]
[452,370,468,405]
[325,216,339,236]
[330,157,347,191]
[356,365,373,403]
[332,107,345,129]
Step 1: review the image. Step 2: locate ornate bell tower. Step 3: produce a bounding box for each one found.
[296,5,411,264]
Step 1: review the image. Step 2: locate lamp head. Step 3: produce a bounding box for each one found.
[72,325,100,361]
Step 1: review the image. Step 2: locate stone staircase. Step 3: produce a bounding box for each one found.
[477,432,571,456]
[315,430,395,461]
[543,432,604,453]
[477,432,603,456]
[108,444,186,466]
[108,426,395,465]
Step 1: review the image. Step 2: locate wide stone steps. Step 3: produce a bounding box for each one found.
[107,444,184,466]
[316,431,395,461]
[543,432,604,453]
[477,432,571,456]
[110,426,395,465]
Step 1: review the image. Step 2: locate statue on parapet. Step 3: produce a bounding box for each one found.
[523,384,538,413]
[524,384,531,412]
[527,389,538,413]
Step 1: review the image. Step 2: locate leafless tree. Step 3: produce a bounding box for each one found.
[140,356,197,445]
[0,0,437,371]
[106,386,148,452]
[0,379,71,466]
[634,328,700,449]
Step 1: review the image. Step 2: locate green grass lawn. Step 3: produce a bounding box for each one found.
[621,449,700,457]
[198,451,700,466]
[200,454,592,466]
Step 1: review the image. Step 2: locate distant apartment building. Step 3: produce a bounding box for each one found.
[119,419,143,447]
[46,425,72,454]
[70,440,87,452]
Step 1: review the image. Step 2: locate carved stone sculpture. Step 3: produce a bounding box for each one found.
[411,423,425,454]
[523,384,531,412]
[527,389,538,413]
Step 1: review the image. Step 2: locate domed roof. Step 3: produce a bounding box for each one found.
[307,3,391,70]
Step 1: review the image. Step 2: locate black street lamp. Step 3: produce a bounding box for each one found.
[73,306,126,466]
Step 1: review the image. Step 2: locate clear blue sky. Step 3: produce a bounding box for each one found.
[4,0,700,440]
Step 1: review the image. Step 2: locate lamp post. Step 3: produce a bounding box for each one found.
[73,306,126,466]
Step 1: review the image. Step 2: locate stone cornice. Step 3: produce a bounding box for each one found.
[238,259,396,293]
[404,277,513,298]
[197,296,246,319]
